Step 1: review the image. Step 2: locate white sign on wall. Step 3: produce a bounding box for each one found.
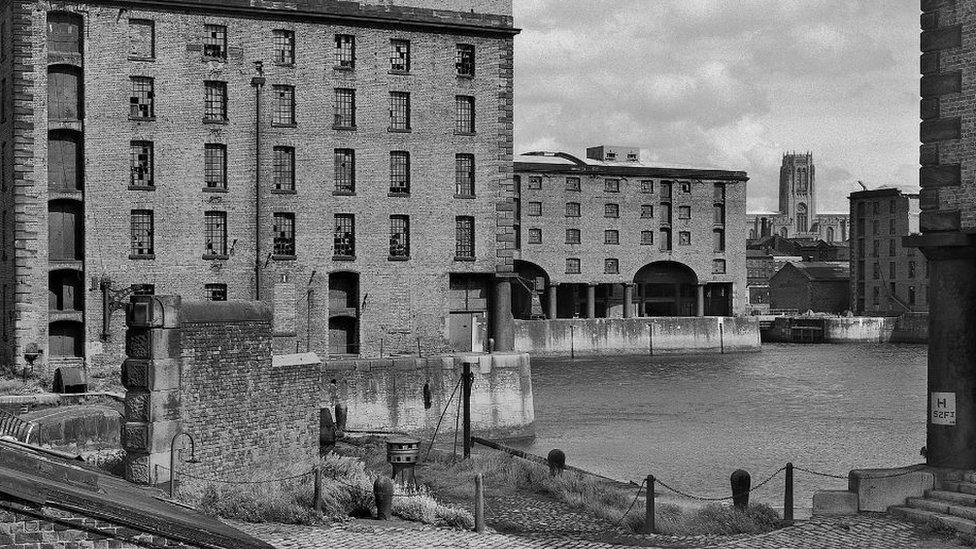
[931,392,956,426]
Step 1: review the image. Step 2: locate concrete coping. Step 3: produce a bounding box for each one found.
[180,300,272,324]
[273,352,322,368]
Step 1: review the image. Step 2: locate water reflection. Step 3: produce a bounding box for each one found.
[516,344,926,508]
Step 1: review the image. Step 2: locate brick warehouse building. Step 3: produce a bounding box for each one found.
[0,0,519,375]
[512,147,749,319]
[849,186,928,316]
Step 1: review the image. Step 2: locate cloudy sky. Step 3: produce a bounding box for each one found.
[511,1,919,213]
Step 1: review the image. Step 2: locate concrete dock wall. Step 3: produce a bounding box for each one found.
[322,352,535,441]
[762,313,928,344]
[514,317,761,356]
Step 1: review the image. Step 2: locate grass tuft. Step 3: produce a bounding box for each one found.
[392,494,474,529]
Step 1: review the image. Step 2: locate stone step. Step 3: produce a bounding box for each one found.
[890,505,976,536]
[926,490,976,507]
[942,480,976,496]
[907,498,976,521]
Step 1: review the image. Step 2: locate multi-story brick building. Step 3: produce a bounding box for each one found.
[850,186,928,316]
[747,152,849,243]
[512,147,749,318]
[0,0,519,375]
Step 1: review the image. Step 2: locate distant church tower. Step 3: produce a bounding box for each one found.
[778,152,816,234]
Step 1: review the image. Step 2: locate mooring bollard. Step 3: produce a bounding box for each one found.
[547,449,566,476]
[475,473,485,533]
[648,323,654,356]
[374,476,393,520]
[645,475,656,534]
[731,469,751,510]
[334,403,348,439]
[570,325,575,359]
[784,462,794,524]
[313,466,322,513]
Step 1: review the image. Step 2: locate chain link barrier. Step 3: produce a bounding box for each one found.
[156,464,313,485]
[610,478,647,529]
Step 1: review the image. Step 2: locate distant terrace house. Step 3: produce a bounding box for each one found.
[769,262,851,315]
[0,0,520,376]
[511,146,748,319]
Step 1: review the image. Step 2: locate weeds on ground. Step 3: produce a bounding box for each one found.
[0,376,46,396]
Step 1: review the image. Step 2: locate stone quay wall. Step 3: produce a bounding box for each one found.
[762,313,929,344]
[323,352,534,441]
[513,317,761,356]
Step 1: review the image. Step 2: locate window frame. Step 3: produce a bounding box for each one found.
[526,202,542,217]
[205,283,228,301]
[604,258,619,274]
[203,24,227,60]
[203,210,228,258]
[389,91,411,131]
[203,80,228,122]
[389,215,410,259]
[272,29,295,66]
[455,95,475,134]
[272,212,296,258]
[389,151,410,195]
[333,213,355,259]
[565,202,581,218]
[333,88,356,129]
[604,230,619,245]
[456,216,475,259]
[334,34,355,69]
[389,39,411,73]
[130,209,155,258]
[455,154,475,197]
[272,84,296,126]
[272,146,295,193]
[129,76,155,120]
[604,203,619,218]
[565,258,581,275]
[565,228,581,244]
[527,228,542,245]
[204,143,227,191]
[129,141,154,189]
[565,177,581,192]
[334,148,355,195]
[456,44,475,77]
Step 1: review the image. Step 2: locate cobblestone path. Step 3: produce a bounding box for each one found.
[237,515,962,549]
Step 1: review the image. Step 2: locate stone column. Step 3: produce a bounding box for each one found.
[547,284,558,320]
[623,283,634,319]
[121,295,183,485]
[696,285,706,317]
[586,284,597,319]
[493,277,515,352]
[909,234,976,468]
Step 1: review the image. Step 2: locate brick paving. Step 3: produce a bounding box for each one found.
[237,515,964,549]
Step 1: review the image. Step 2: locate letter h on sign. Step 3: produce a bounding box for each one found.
[931,392,956,426]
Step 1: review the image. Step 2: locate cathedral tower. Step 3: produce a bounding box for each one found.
[778,152,816,234]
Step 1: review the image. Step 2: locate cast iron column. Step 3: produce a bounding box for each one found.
[492,277,515,352]
[696,285,706,317]
[586,284,596,319]
[623,283,634,319]
[547,284,558,320]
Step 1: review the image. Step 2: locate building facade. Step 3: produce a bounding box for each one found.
[512,148,749,319]
[0,0,519,375]
[747,152,849,243]
[768,262,850,314]
[850,187,928,316]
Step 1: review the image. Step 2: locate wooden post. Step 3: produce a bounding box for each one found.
[720,322,725,354]
[570,325,575,359]
[645,475,655,533]
[648,323,653,356]
[784,462,794,525]
[474,473,485,533]
[463,360,473,459]
[313,466,322,513]
[379,338,384,358]
[416,337,422,357]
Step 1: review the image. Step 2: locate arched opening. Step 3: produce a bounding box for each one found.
[49,200,83,261]
[49,320,83,358]
[797,168,807,193]
[48,65,83,121]
[633,261,698,317]
[48,269,83,312]
[512,260,550,320]
[48,130,83,192]
[328,272,360,356]
[47,12,83,54]
[796,203,808,233]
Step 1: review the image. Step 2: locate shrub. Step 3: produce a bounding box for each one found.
[392,494,474,529]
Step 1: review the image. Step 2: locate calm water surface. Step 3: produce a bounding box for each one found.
[515,343,927,508]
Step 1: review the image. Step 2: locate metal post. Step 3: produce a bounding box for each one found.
[570,325,575,359]
[416,337,422,357]
[379,338,384,358]
[784,462,794,525]
[645,474,655,533]
[474,473,485,533]
[648,323,654,356]
[463,361,473,459]
[720,322,725,354]
[313,466,322,513]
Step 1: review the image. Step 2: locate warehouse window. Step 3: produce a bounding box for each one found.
[130,141,153,188]
[641,180,654,193]
[641,204,654,218]
[335,34,355,68]
[390,151,410,195]
[204,211,227,256]
[679,231,691,246]
[48,12,83,53]
[678,205,691,219]
[527,227,541,245]
[389,92,410,131]
[204,81,227,121]
[605,230,619,245]
[565,177,580,192]
[455,154,475,197]
[455,96,475,133]
[605,259,619,274]
[334,214,355,258]
[605,179,620,193]
[714,229,726,252]
[273,146,295,192]
[130,77,154,119]
[566,229,580,244]
[205,284,227,301]
[641,231,654,245]
[334,88,355,128]
[128,19,154,59]
[272,85,295,125]
[456,44,475,77]
[456,217,475,258]
[390,39,410,72]
[713,259,726,274]
[566,202,580,217]
[130,210,154,257]
[390,215,410,259]
[204,144,227,189]
[273,213,296,257]
[203,24,227,59]
[334,149,355,194]
[566,258,581,274]
[660,228,672,251]
[273,29,295,65]
[527,202,542,216]
[528,176,542,190]
[605,203,619,218]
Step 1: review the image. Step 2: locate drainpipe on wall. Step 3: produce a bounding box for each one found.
[251,65,266,301]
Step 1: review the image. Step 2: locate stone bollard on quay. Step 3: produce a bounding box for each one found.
[374,476,393,520]
[731,469,750,510]
[547,449,566,476]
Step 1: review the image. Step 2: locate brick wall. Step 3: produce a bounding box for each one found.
[0,511,189,548]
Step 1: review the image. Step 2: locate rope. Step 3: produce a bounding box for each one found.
[610,478,646,529]
[654,466,786,502]
[424,375,464,461]
[792,466,847,480]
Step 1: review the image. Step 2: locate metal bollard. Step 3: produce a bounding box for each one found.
[374,476,394,520]
[731,469,751,510]
[475,473,485,533]
[547,449,566,476]
[784,462,794,524]
[645,475,655,533]
[313,467,322,513]
[334,403,348,439]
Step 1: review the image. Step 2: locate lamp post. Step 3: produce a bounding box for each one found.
[169,432,201,498]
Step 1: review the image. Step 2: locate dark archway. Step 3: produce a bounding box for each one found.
[329,271,360,356]
[49,320,83,357]
[512,260,550,320]
[633,261,698,317]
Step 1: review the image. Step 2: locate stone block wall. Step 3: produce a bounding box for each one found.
[0,511,190,548]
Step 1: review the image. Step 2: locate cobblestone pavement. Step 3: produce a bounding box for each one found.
[237,514,963,549]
